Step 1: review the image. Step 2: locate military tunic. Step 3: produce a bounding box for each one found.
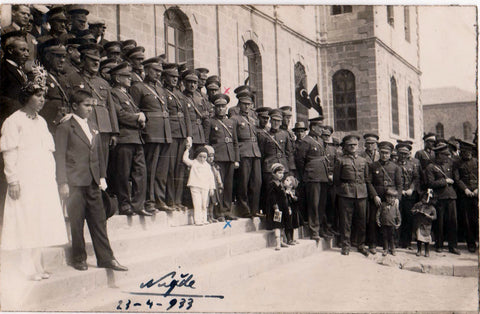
[110,86,146,213]
[183,90,206,145]
[205,116,239,217]
[130,81,171,209]
[454,157,478,248]
[334,153,369,249]
[425,160,458,249]
[41,70,70,134]
[230,112,262,216]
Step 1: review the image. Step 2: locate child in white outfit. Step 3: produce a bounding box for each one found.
[183,144,216,225]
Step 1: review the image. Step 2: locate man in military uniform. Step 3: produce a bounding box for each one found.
[205,94,239,221]
[334,135,370,256]
[396,142,420,249]
[125,46,145,84]
[39,38,70,133]
[258,108,295,189]
[89,19,107,46]
[109,62,151,216]
[161,63,192,210]
[415,133,436,191]
[454,140,478,252]
[425,143,460,255]
[205,75,221,103]
[65,43,119,169]
[195,67,213,118]
[182,70,206,152]
[230,91,262,218]
[103,41,123,63]
[67,5,89,37]
[121,39,137,56]
[367,141,402,254]
[130,58,173,212]
[228,85,251,118]
[38,6,70,45]
[255,106,271,214]
[99,58,118,83]
[296,116,331,240]
[279,106,296,142]
[63,37,87,75]
[322,125,339,235]
[360,133,380,165]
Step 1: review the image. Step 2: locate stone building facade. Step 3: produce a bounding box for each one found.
[422,87,477,142]
[1,4,423,148]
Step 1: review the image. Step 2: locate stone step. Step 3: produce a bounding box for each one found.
[1,227,278,310]
[2,215,263,272]
[30,238,332,312]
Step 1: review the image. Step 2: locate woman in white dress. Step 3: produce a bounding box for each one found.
[1,64,68,280]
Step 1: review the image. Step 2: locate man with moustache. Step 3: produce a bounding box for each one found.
[125,46,146,84]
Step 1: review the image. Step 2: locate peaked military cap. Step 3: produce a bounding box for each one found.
[237,91,253,104]
[279,106,293,117]
[109,62,131,75]
[309,116,324,125]
[458,140,476,152]
[100,58,118,71]
[433,143,450,154]
[103,41,123,53]
[162,63,179,77]
[195,68,209,79]
[66,5,89,16]
[181,69,198,82]
[142,57,163,71]
[88,19,105,27]
[66,37,89,47]
[378,141,394,152]
[39,38,66,55]
[125,46,145,59]
[121,39,137,51]
[269,109,283,121]
[423,132,436,142]
[395,142,412,153]
[206,75,221,89]
[255,107,271,118]
[363,133,379,143]
[46,6,67,21]
[234,85,251,95]
[177,62,188,75]
[212,93,230,106]
[342,134,360,145]
[78,43,103,61]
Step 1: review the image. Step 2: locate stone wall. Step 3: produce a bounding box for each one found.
[423,102,477,141]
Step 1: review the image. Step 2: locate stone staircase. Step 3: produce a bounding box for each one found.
[0,210,331,311]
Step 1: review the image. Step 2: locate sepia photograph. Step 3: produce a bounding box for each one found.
[0,2,478,312]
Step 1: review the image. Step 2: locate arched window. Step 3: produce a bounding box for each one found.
[243,40,263,108]
[391,77,399,135]
[407,87,414,138]
[436,123,444,139]
[463,121,472,140]
[333,70,357,131]
[164,8,194,68]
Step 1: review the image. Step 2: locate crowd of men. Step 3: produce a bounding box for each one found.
[0,4,478,257]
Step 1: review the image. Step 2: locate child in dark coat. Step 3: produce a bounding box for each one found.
[376,188,401,256]
[411,189,437,257]
[265,163,289,250]
[283,175,302,245]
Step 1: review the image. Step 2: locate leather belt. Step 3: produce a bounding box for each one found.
[239,137,257,142]
[147,111,169,118]
[170,112,184,118]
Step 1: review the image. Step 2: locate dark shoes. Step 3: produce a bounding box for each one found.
[72,261,88,271]
[136,209,153,216]
[449,248,461,255]
[97,259,128,271]
[225,215,238,221]
[358,247,369,257]
[341,247,349,255]
[119,208,135,216]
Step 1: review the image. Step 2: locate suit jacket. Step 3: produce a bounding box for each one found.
[334,153,369,199]
[205,116,239,163]
[65,71,119,134]
[425,160,457,200]
[0,59,26,125]
[55,118,106,187]
[230,112,261,158]
[110,87,143,144]
[367,160,402,200]
[130,81,172,144]
[296,134,329,182]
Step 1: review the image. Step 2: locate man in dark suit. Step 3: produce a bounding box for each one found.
[55,89,127,271]
[426,143,460,255]
[230,91,262,218]
[205,94,239,221]
[130,58,173,212]
[0,31,29,124]
[334,134,370,256]
[296,116,331,240]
